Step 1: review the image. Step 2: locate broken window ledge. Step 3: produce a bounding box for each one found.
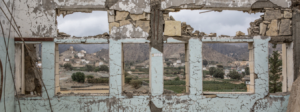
[56,93,110,97]
[16,94,41,98]
[203,92,254,95]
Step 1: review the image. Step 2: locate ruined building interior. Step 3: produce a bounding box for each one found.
[1,0,300,112]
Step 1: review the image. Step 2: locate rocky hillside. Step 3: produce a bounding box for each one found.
[59,43,252,65]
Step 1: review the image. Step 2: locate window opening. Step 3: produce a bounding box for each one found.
[202,43,251,93]
[163,44,187,94]
[15,43,42,96]
[57,11,108,37]
[169,10,263,36]
[122,44,150,95]
[57,44,109,94]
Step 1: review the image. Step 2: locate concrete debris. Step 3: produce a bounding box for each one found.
[236,31,245,36]
[284,11,293,19]
[264,10,282,21]
[181,22,194,36]
[279,19,292,36]
[192,30,200,36]
[248,8,292,37]
[130,13,147,20]
[260,23,267,36]
[208,33,217,37]
[219,35,230,37]
[116,11,129,21]
[136,21,150,33]
[109,22,120,34]
[266,20,279,36]
[164,21,181,36]
[58,32,71,37]
[120,20,131,26]
[108,15,115,23]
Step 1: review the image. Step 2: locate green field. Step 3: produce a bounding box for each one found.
[163,80,247,93]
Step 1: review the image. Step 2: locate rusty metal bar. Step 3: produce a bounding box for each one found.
[14,38,54,41]
[0,59,3,101]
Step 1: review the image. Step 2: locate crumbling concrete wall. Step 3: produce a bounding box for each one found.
[0,0,295,112]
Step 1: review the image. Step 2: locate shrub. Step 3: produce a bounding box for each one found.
[209,67,217,76]
[130,80,142,89]
[99,65,109,72]
[125,77,133,83]
[213,68,224,79]
[228,70,242,80]
[174,76,180,81]
[86,75,94,79]
[71,72,85,83]
[64,63,73,71]
[85,65,94,72]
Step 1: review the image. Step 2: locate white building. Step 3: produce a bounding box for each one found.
[64,59,70,62]
[77,53,84,58]
[176,60,181,64]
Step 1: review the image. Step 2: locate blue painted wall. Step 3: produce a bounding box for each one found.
[0,37,290,112]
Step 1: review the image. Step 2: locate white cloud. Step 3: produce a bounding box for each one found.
[170,10,263,36]
[57,11,109,37]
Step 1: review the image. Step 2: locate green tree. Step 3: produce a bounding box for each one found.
[71,72,85,83]
[217,65,223,69]
[209,67,217,76]
[86,75,94,79]
[174,76,180,81]
[269,45,282,93]
[203,60,208,67]
[85,65,94,72]
[245,67,250,75]
[228,70,242,80]
[64,63,73,71]
[213,68,224,79]
[99,65,109,72]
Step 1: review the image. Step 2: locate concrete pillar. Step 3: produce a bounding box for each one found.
[42,42,55,97]
[109,39,122,97]
[150,47,163,96]
[248,43,255,93]
[188,38,202,95]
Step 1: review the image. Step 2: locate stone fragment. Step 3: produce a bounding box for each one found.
[192,30,200,36]
[116,11,129,21]
[266,20,278,36]
[264,10,282,21]
[236,31,245,36]
[130,13,146,20]
[279,19,291,36]
[208,33,217,37]
[284,11,292,19]
[260,23,267,36]
[170,16,175,21]
[220,35,230,37]
[163,14,170,21]
[108,15,115,23]
[136,21,150,33]
[146,13,150,20]
[109,22,120,34]
[120,20,131,26]
[107,10,115,16]
[263,21,271,24]
[164,21,181,36]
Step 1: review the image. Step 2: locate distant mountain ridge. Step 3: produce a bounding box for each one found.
[59,43,250,65]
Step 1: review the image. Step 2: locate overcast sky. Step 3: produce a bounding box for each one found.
[57,10,263,37]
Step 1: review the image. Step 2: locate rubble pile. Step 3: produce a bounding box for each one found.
[248,8,292,36]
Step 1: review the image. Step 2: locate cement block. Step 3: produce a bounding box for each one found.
[116,11,129,21]
[279,19,291,36]
[236,31,245,36]
[120,20,131,26]
[265,10,282,21]
[260,23,267,36]
[164,21,181,36]
[108,15,115,23]
[130,13,146,20]
[266,20,278,36]
[136,21,150,33]
[109,22,120,34]
[284,11,292,19]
